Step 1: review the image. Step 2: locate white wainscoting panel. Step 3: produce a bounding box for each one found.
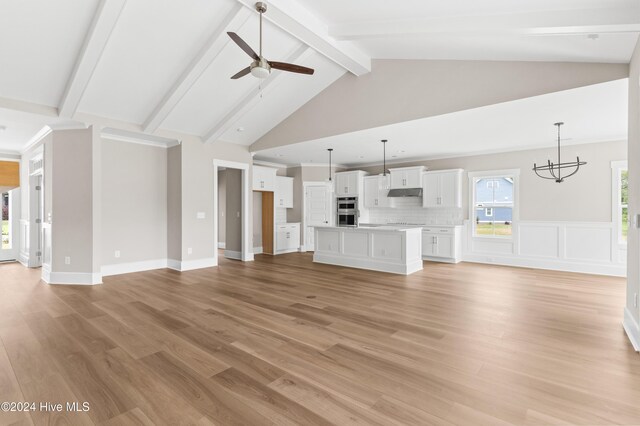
[518,223,559,258]
[564,226,612,262]
[463,220,625,277]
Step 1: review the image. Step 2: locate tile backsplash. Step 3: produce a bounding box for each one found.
[366,198,463,225]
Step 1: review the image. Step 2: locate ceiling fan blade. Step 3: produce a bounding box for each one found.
[230,67,251,79]
[269,61,315,75]
[227,32,259,61]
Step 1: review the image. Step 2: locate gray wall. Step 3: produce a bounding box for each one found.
[177,135,251,261]
[225,168,242,253]
[217,169,226,245]
[101,139,167,265]
[354,140,626,222]
[49,128,94,272]
[627,40,640,327]
[253,60,629,151]
[253,191,262,249]
[167,145,182,261]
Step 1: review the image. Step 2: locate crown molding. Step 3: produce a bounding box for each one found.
[101,127,181,149]
[20,122,90,155]
[252,159,288,169]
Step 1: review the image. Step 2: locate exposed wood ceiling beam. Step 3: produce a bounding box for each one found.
[234,0,370,76]
[203,45,311,144]
[142,4,252,133]
[58,0,127,118]
[329,8,640,40]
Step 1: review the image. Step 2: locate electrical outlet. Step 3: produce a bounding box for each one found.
[114,250,120,258]
[64,256,71,265]
[237,211,240,218]
[187,247,193,255]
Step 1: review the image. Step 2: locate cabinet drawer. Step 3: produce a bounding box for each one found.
[422,227,452,234]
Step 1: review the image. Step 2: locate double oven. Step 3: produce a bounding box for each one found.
[337,197,359,227]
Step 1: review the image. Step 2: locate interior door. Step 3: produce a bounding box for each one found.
[305,184,331,251]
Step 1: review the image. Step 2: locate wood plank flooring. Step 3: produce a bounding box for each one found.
[0,254,639,425]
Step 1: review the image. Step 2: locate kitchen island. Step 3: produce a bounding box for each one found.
[313,225,423,275]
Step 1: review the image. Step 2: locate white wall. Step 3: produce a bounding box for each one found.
[624,39,640,350]
[101,139,167,266]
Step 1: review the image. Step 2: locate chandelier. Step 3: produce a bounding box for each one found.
[533,122,586,183]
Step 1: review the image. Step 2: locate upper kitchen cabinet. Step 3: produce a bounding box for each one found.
[423,169,463,208]
[335,171,367,197]
[389,166,425,189]
[275,176,293,208]
[364,175,392,208]
[252,165,277,191]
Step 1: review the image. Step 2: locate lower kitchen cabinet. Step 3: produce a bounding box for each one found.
[422,226,462,263]
[276,223,300,254]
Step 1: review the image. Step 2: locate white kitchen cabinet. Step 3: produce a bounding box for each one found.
[389,166,425,189]
[275,176,293,208]
[422,226,462,263]
[334,171,367,196]
[276,223,300,253]
[252,165,277,191]
[363,175,392,208]
[423,169,463,208]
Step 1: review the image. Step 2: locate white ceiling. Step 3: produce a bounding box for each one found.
[0,0,636,154]
[302,0,640,63]
[253,79,628,167]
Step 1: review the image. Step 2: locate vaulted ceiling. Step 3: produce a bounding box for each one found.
[0,0,637,156]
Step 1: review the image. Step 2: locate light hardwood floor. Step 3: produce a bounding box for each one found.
[0,254,639,425]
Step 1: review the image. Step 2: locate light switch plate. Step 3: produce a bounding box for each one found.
[197,212,205,219]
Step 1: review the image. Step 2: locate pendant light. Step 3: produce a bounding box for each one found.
[381,139,388,176]
[533,122,586,183]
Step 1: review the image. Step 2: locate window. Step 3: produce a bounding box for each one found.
[612,161,628,245]
[1,192,10,249]
[471,172,517,238]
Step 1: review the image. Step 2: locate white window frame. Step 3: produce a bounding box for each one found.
[469,169,519,240]
[611,160,628,247]
[486,180,499,189]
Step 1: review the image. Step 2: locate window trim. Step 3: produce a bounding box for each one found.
[469,169,519,240]
[611,160,628,247]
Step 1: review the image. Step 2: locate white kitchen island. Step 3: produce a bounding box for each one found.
[313,226,423,275]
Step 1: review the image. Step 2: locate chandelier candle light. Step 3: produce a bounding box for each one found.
[532,122,587,183]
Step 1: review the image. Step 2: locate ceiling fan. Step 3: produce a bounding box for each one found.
[227,2,315,79]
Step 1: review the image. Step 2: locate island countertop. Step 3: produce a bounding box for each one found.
[313,226,423,275]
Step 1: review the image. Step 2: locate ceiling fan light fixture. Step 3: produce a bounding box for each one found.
[250,65,271,79]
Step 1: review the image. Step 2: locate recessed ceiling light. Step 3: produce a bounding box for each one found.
[236,127,244,132]
[358,156,364,159]
[587,34,599,40]
[391,155,397,158]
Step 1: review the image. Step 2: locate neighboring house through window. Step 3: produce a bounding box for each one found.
[470,170,519,238]
[612,161,628,245]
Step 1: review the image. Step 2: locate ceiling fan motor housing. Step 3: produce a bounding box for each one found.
[250,57,271,78]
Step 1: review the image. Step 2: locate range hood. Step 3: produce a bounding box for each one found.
[387,188,423,197]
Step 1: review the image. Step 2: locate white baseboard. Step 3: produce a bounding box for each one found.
[623,307,640,352]
[218,242,225,249]
[253,246,263,255]
[41,264,51,283]
[43,270,103,285]
[275,248,300,255]
[101,258,168,277]
[168,257,218,272]
[18,252,29,267]
[463,253,626,277]
[225,250,242,260]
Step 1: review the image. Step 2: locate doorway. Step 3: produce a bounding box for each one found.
[0,189,19,262]
[302,182,332,251]
[213,160,252,265]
